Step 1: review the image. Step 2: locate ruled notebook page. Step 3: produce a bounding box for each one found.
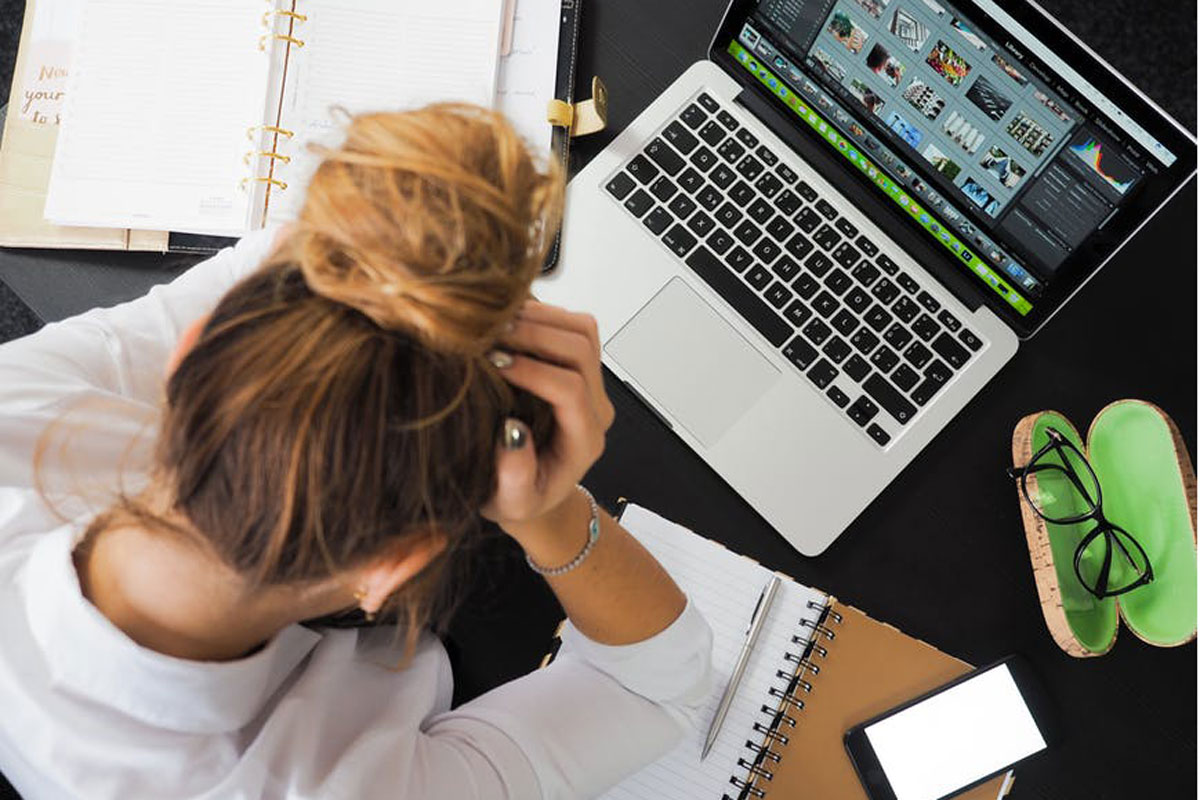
[268,0,504,221]
[601,505,828,800]
[44,0,272,234]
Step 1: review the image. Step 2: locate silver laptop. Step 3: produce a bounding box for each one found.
[535,0,1196,555]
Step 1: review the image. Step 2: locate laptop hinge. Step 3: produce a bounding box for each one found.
[732,88,986,314]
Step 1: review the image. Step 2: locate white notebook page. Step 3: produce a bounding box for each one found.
[268,0,504,221]
[601,505,828,800]
[45,0,274,234]
[496,0,561,154]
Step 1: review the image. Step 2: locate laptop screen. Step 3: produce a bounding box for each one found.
[712,0,1195,330]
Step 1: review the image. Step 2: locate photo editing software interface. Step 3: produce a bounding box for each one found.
[730,0,1178,317]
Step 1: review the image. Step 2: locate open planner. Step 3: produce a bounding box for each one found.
[596,504,1014,800]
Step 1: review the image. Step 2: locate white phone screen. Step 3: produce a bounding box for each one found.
[864,665,1046,800]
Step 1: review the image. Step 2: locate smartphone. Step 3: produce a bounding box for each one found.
[844,656,1057,800]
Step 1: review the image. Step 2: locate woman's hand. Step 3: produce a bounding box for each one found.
[481,301,615,535]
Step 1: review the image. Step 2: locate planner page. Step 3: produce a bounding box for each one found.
[44,0,276,235]
[496,0,561,154]
[268,0,505,221]
[601,504,828,800]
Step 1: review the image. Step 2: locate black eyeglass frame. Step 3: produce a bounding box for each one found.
[1008,426,1154,600]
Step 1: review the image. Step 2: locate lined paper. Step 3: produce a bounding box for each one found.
[269,0,504,221]
[601,505,828,800]
[496,0,561,154]
[44,0,271,234]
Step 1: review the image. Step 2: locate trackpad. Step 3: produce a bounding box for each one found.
[606,278,780,447]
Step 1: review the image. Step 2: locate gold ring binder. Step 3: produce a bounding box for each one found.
[258,34,305,51]
[243,150,292,165]
[240,176,288,191]
[262,9,308,26]
[247,125,295,140]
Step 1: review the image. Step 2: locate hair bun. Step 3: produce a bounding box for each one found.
[292,104,563,356]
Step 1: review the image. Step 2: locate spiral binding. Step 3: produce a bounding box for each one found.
[243,3,307,199]
[723,598,844,800]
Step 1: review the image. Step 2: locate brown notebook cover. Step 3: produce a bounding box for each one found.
[741,600,1011,800]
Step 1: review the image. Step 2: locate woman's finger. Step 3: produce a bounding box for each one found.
[495,353,605,463]
[518,300,601,359]
[500,319,606,417]
[481,419,542,523]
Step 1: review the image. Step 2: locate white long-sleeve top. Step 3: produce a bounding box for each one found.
[0,230,714,800]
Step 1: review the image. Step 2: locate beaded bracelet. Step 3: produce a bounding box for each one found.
[525,485,601,577]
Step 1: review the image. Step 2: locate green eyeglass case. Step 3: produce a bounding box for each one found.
[1011,401,1197,658]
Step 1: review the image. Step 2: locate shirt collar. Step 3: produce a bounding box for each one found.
[20,525,322,735]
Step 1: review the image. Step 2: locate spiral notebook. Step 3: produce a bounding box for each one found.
[593,504,1014,800]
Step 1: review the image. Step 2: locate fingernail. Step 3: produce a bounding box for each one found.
[502,418,527,450]
[488,350,514,369]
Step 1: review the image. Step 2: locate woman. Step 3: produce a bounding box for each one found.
[0,105,712,798]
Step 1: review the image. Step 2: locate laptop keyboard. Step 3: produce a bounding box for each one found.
[603,91,986,448]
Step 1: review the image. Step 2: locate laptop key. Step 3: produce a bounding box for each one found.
[736,155,765,180]
[730,180,756,205]
[715,202,743,227]
[773,255,801,281]
[827,385,851,408]
[662,121,699,155]
[856,236,879,257]
[733,220,763,246]
[892,296,920,323]
[774,189,802,216]
[627,155,659,184]
[624,189,654,217]
[847,396,879,427]
[938,310,962,332]
[864,304,893,332]
[813,224,841,251]
[698,120,725,146]
[891,364,920,392]
[696,92,719,112]
[959,329,983,351]
[845,286,872,314]
[661,225,697,258]
[883,323,913,350]
[748,198,774,224]
[668,194,698,219]
[851,261,879,287]
[917,290,940,314]
[725,246,753,273]
[802,318,832,346]
[767,216,795,243]
[783,299,812,327]
[832,242,861,269]
[646,138,684,176]
[783,336,818,370]
[823,336,851,364]
[753,239,782,264]
[684,248,791,347]
[835,218,858,239]
[677,168,704,194]
[690,146,718,172]
[697,186,723,211]
[707,229,735,255]
[717,138,746,163]
[687,211,716,236]
[864,374,917,425]
[805,251,833,277]
[746,264,772,291]
[736,128,759,148]
[756,172,784,198]
[871,278,900,305]
[757,145,779,166]
[812,290,839,318]
[931,332,970,369]
[793,272,819,299]
[765,281,793,309]
[680,103,707,129]
[775,163,798,183]
[926,359,952,384]
[606,172,636,200]
[870,346,900,373]
[903,341,933,369]
[815,198,838,220]
[896,272,920,294]
[912,314,940,342]
[844,354,871,382]
[710,164,737,189]
[911,376,945,406]
[850,328,878,354]
[796,181,818,202]
[717,109,739,130]
[866,424,891,446]
[875,253,899,275]
[795,207,822,233]
[785,232,815,261]
[643,206,672,235]
[824,268,852,296]
[831,309,859,337]
[650,176,678,202]
[807,359,838,389]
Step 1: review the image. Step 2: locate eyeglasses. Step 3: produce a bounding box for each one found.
[1008,426,1153,599]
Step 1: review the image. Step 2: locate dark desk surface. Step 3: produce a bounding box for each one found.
[1,1,1196,797]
